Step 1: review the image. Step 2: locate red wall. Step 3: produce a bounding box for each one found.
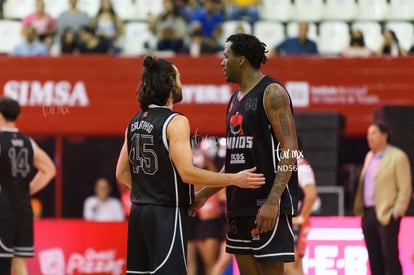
[1,56,414,137]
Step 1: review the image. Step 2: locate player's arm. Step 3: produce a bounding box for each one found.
[392,151,412,219]
[116,129,132,189]
[265,83,298,200]
[295,164,318,225]
[296,184,317,225]
[29,140,56,195]
[168,114,265,188]
[188,166,225,216]
[256,83,298,233]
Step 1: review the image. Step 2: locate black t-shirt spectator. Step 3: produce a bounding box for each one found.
[78,37,112,54]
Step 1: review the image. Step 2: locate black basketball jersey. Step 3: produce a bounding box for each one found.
[127,106,194,207]
[225,76,299,216]
[0,129,35,218]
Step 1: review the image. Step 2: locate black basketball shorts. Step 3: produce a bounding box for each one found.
[226,214,295,263]
[126,204,189,274]
[0,217,34,258]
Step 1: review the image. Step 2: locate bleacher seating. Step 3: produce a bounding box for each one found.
[3,0,36,19]
[357,0,388,21]
[259,0,293,22]
[294,0,325,22]
[385,21,414,51]
[286,21,318,42]
[1,0,414,56]
[325,0,357,21]
[112,0,140,21]
[220,20,252,44]
[318,21,350,55]
[76,0,100,17]
[0,19,23,53]
[122,21,157,56]
[135,0,163,21]
[253,21,285,52]
[43,0,69,18]
[388,0,414,21]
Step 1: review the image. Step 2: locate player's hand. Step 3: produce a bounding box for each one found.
[188,193,208,217]
[234,167,265,189]
[255,203,279,233]
[292,215,304,226]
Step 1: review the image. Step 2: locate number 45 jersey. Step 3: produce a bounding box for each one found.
[0,129,35,218]
[127,106,194,207]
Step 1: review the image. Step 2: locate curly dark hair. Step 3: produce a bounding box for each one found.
[226,33,268,69]
[0,97,21,122]
[137,56,177,111]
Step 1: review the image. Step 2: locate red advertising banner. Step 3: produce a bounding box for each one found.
[28,218,414,275]
[1,56,414,137]
[27,220,128,275]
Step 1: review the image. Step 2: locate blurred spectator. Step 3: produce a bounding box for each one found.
[83,177,125,221]
[173,0,198,22]
[272,22,318,56]
[234,23,246,34]
[191,0,224,39]
[341,29,374,58]
[91,0,124,43]
[226,0,260,25]
[10,26,49,56]
[21,0,57,46]
[202,24,224,53]
[57,0,91,35]
[60,27,78,54]
[186,24,223,56]
[187,29,204,57]
[148,0,187,53]
[378,29,407,56]
[77,25,114,54]
[409,44,414,55]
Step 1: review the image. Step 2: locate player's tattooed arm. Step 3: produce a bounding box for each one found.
[264,83,298,205]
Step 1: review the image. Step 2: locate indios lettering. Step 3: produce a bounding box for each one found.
[226,136,253,149]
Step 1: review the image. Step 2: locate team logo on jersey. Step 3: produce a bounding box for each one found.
[229,113,244,136]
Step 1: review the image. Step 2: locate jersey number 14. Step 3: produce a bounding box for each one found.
[8,147,30,178]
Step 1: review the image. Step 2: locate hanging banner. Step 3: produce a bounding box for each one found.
[1,56,414,136]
